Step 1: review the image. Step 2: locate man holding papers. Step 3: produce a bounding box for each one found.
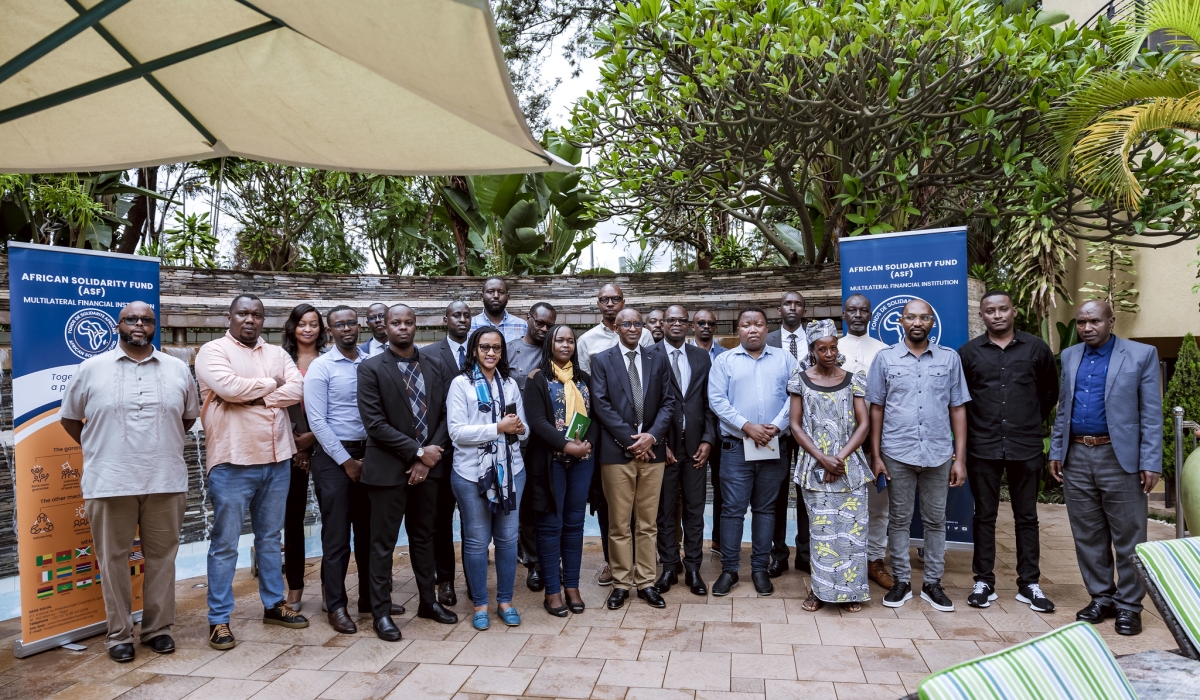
[707,307,798,597]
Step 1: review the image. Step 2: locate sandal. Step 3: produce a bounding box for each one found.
[801,592,823,612]
[840,602,862,613]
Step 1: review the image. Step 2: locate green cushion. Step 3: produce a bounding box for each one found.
[1136,536,1200,651]
[918,621,1136,700]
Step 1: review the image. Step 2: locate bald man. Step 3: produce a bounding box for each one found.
[576,283,654,374]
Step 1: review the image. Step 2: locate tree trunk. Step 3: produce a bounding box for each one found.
[447,176,471,275]
[116,167,157,254]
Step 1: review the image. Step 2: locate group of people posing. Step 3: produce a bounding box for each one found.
[59,277,1163,664]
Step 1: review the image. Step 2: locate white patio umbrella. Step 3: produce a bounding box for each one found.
[0,0,569,174]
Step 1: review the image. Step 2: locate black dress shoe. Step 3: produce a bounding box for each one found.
[685,571,707,596]
[752,571,774,596]
[567,598,585,614]
[417,601,459,625]
[1076,600,1118,624]
[142,635,174,654]
[527,566,544,592]
[712,571,739,596]
[654,569,678,593]
[638,587,666,608]
[438,581,457,607]
[1115,610,1142,636]
[544,599,570,617]
[374,616,402,642]
[108,643,135,663]
[767,559,788,578]
[606,588,629,610]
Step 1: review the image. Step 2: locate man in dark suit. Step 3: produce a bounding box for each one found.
[653,305,715,596]
[357,304,458,642]
[591,308,677,610]
[359,303,389,357]
[423,301,471,608]
[1050,300,1162,636]
[765,291,810,577]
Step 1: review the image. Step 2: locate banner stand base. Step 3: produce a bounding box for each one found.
[13,611,142,658]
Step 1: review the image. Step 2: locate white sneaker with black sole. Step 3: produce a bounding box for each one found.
[967,581,998,608]
[921,582,955,612]
[1015,583,1055,613]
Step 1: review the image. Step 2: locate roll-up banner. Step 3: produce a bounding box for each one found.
[839,226,973,549]
[8,242,160,657]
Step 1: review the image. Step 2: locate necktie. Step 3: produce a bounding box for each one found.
[789,333,798,360]
[671,349,683,390]
[396,358,428,442]
[627,350,643,427]
[457,345,466,369]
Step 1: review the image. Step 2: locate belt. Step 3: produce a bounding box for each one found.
[341,439,367,450]
[1072,435,1111,447]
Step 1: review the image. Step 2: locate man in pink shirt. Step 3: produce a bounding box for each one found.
[195,294,307,650]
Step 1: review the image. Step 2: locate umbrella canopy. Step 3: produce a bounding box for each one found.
[0,0,569,174]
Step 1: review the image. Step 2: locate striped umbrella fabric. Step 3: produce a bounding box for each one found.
[1136,536,1200,652]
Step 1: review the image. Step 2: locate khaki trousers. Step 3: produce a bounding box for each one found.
[601,459,664,589]
[85,492,185,648]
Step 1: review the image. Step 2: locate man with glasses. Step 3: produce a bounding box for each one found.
[866,299,970,613]
[359,303,389,357]
[646,309,666,343]
[765,291,811,578]
[688,308,726,550]
[471,277,527,343]
[60,303,199,663]
[577,283,654,374]
[689,309,727,361]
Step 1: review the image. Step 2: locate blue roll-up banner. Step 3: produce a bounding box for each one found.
[8,242,160,656]
[839,226,973,549]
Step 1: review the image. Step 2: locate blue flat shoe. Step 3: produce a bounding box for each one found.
[498,606,521,627]
[472,611,490,631]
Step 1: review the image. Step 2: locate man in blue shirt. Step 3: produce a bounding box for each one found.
[1049,300,1162,636]
[707,306,798,597]
[305,306,403,634]
[470,277,527,343]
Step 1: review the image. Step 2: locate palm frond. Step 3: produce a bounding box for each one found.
[1070,92,1200,209]
[1111,0,1200,64]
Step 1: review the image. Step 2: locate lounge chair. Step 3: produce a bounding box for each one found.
[1131,536,1200,660]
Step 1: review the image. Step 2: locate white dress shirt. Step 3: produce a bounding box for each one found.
[780,327,809,364]
[577,322,654,374]
[665,342,691,429]
[617,343,647,433]
[365,337,387,358]
[839,332,888,378]
[446,337,467,369]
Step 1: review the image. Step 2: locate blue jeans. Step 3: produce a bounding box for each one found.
[451,469,526,608]
[206,460,291,624]
[719,441,787,573]
[536,457,595,595]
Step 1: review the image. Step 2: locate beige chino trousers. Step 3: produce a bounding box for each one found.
[601,459,664,590]
[85,492,185,648]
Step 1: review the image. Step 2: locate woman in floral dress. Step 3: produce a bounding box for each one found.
[787,320,873,612]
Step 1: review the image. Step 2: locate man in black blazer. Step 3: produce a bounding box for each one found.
[423,301,471,608]
[591,308,677,610]
[653,305,716,597]
[765,291,811,577]
[357,304,458,642]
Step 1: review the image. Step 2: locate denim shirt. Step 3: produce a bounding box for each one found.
[865,341,971,467]
[1071,334,1115,436]
[708,344,798,438]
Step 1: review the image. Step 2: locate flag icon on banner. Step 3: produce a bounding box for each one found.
[132,538,141,549]
[55,550,72,563]
[75,562,92,575]
[39,570,52,583]
[55,566,72,579]
[37,586,53,599]
[94,573,102,586]
[130,563,143,576]
[76,578,92,589]
[128,551,144,563]
[56,582,72,593]
[75,546,91,558]
[35,553,53,566]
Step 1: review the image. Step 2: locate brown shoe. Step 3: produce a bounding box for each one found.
[328,607,357,634]
[597,564,614,586]
[868,559,894,590]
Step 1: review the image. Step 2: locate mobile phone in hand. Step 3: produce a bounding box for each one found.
[505,402,518,444]
[876,472,888,493]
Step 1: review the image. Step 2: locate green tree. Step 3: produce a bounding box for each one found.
[150,211,221,268]
[1164,334,1200,481]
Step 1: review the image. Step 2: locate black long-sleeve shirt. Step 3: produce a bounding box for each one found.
[958,331,1058,461]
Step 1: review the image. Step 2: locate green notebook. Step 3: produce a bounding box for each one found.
[565,412,591,441]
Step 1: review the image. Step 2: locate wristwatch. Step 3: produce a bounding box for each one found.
[416,447,425,459]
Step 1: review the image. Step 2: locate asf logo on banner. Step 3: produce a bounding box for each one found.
[869,295,942,346]
[64,308,118,360]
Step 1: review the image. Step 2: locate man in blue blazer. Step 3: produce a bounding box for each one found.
[591,308,677,610]
[1049,300,1162,636]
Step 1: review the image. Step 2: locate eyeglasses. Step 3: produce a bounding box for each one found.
[531,319,553,330]
[598,296,623,305]
[331,321,360,330]
[619,321,644,329]
[366,314,385,323]
[120,316,156,326]
[694,320,716,328]
[665,317,689,325]
[903,314,934,322]
[478,344,504,355]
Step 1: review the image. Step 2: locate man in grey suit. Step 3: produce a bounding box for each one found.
[766,291,810,577]
[1049,300,1162,636]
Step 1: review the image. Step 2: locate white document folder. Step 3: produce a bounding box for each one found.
[742,436,780,461]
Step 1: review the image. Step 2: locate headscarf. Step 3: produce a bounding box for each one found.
[800,319,846,370]
[551,360,587,421]
[472,367,516,514]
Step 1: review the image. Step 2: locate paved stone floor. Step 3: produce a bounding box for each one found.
[0,505,1181,700]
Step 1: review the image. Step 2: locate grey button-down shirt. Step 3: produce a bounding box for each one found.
[865,341,970,467]
[507,337,543,391]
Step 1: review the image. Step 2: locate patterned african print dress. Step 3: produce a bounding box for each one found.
[786,369,873,603]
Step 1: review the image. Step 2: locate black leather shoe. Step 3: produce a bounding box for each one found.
[686,571,707,596]
[767,559,788,578]
[438,581,457,607]
[1076,600,1118,624]
[712,571,739,596]
[142,635,174,654]
[373,616,402,642]
[328,608,358,634]
[108,643,135,663]
[359,602,406,616]
[638,587,666,608]
[544,599,569,617]
[795,558,812,574]
[417,601,459,625]
[606,588,629,610]
[654,569,678,594]
[527,566,544,592]
[752,571,774,596]
[1115,610,1142,636]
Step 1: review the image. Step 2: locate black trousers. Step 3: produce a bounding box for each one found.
[710,446,722,546]
[433,473,458,584]
[284,462,310,590]
[367,478,438,619]
[968,454,1043,588]
[657,456,707,572]
[310,444,372,611]
[518,486,540,568]
[771,436,809,567]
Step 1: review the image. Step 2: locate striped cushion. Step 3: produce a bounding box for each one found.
[1136,537,1200,651]
[918,622,1136,700]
